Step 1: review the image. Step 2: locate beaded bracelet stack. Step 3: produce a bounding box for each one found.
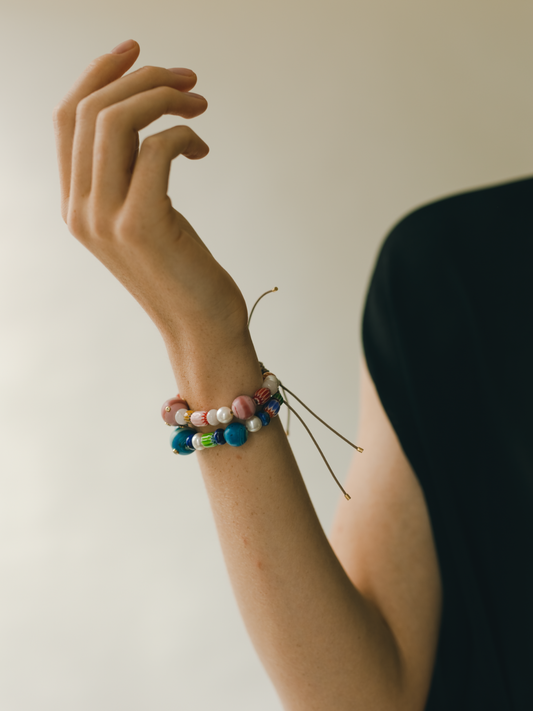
[159,287,364,501]
[161,370,284,455]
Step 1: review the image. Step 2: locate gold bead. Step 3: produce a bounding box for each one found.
[165,406,171,412]
[172,449,178,454]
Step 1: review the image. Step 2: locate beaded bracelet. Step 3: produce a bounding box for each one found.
[162,370,284,455]
[160,289,364,501]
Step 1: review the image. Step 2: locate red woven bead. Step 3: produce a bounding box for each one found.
[253,387,271,407]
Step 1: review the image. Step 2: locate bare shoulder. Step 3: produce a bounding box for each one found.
[329,355,443,711]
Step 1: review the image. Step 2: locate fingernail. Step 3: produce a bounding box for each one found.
[168,67,195,76]
[186,92,206,101]
[110,39,136,54]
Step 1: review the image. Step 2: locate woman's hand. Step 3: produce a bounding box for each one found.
[52,39,248,349]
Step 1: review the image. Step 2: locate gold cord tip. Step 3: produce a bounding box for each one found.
[356,447,364,453]
[344,493,351,501]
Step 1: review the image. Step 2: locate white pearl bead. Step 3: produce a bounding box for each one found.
[263,375,279,394]
[206,409,219,426]
[175,408,189,426]
[192,433,205,450]
[217,406,233,424]
[245,416,263,433]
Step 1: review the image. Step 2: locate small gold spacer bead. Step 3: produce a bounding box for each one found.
[172,449,179,454]
[165,406,171,412]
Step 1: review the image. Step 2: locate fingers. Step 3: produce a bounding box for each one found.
[125,125,209,214]
[70,65,205,218]
[53,40,141,221]
[87,84,208,217]
[53,40,201,222]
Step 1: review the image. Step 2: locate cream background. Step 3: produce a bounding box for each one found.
[1,1,532,709]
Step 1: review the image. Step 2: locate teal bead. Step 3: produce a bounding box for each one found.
[170,427,195,455]
[224,422,248,447]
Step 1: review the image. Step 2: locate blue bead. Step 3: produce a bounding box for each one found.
[257,410,271,427]
[223,422,248,447]
[213,428,226,445]
[170,427,196,455]
[264,398,281,418]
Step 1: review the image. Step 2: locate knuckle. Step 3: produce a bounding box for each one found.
[66,207,86,238]
[52,101,70,126]
[89,211,114,240]
[75,95,94,121]
[115,212,140,241]
[95,103,122,130]
[182,125,195,139]
[137,64,160,79]
[142,132,167,151]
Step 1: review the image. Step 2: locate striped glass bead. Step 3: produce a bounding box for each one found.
[253,387,271,407]
[224,422,248,447]
[200,432,218,448]
[170,428,196,455]
[191,411,210,427]
[257,410,271,427]
[272,391,284,406]
[263,398,281,418]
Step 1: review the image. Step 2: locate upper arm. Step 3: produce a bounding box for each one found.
[329,354,443,711]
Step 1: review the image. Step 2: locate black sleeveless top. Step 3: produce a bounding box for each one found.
[362,176,533,710]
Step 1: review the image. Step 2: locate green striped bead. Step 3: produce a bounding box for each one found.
[201,433,218,448]
[272,391,284,406]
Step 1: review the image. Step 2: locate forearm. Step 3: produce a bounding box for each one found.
[163,330,404,711]
[54,41,404,711]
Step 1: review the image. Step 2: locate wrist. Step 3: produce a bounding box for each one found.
[162,327,264,411]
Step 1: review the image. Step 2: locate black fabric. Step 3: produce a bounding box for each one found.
[362,175,533,710]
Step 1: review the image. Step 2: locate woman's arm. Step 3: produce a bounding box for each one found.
[330,355,443,711]
[53,40,440,711]
[163,333,405,711]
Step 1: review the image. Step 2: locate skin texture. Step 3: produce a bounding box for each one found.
[53,40,442,710]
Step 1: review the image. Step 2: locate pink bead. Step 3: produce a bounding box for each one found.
[190,410,209,427]
[161,397,188,425]
[231,395,256,420]
[253,387,271,407]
